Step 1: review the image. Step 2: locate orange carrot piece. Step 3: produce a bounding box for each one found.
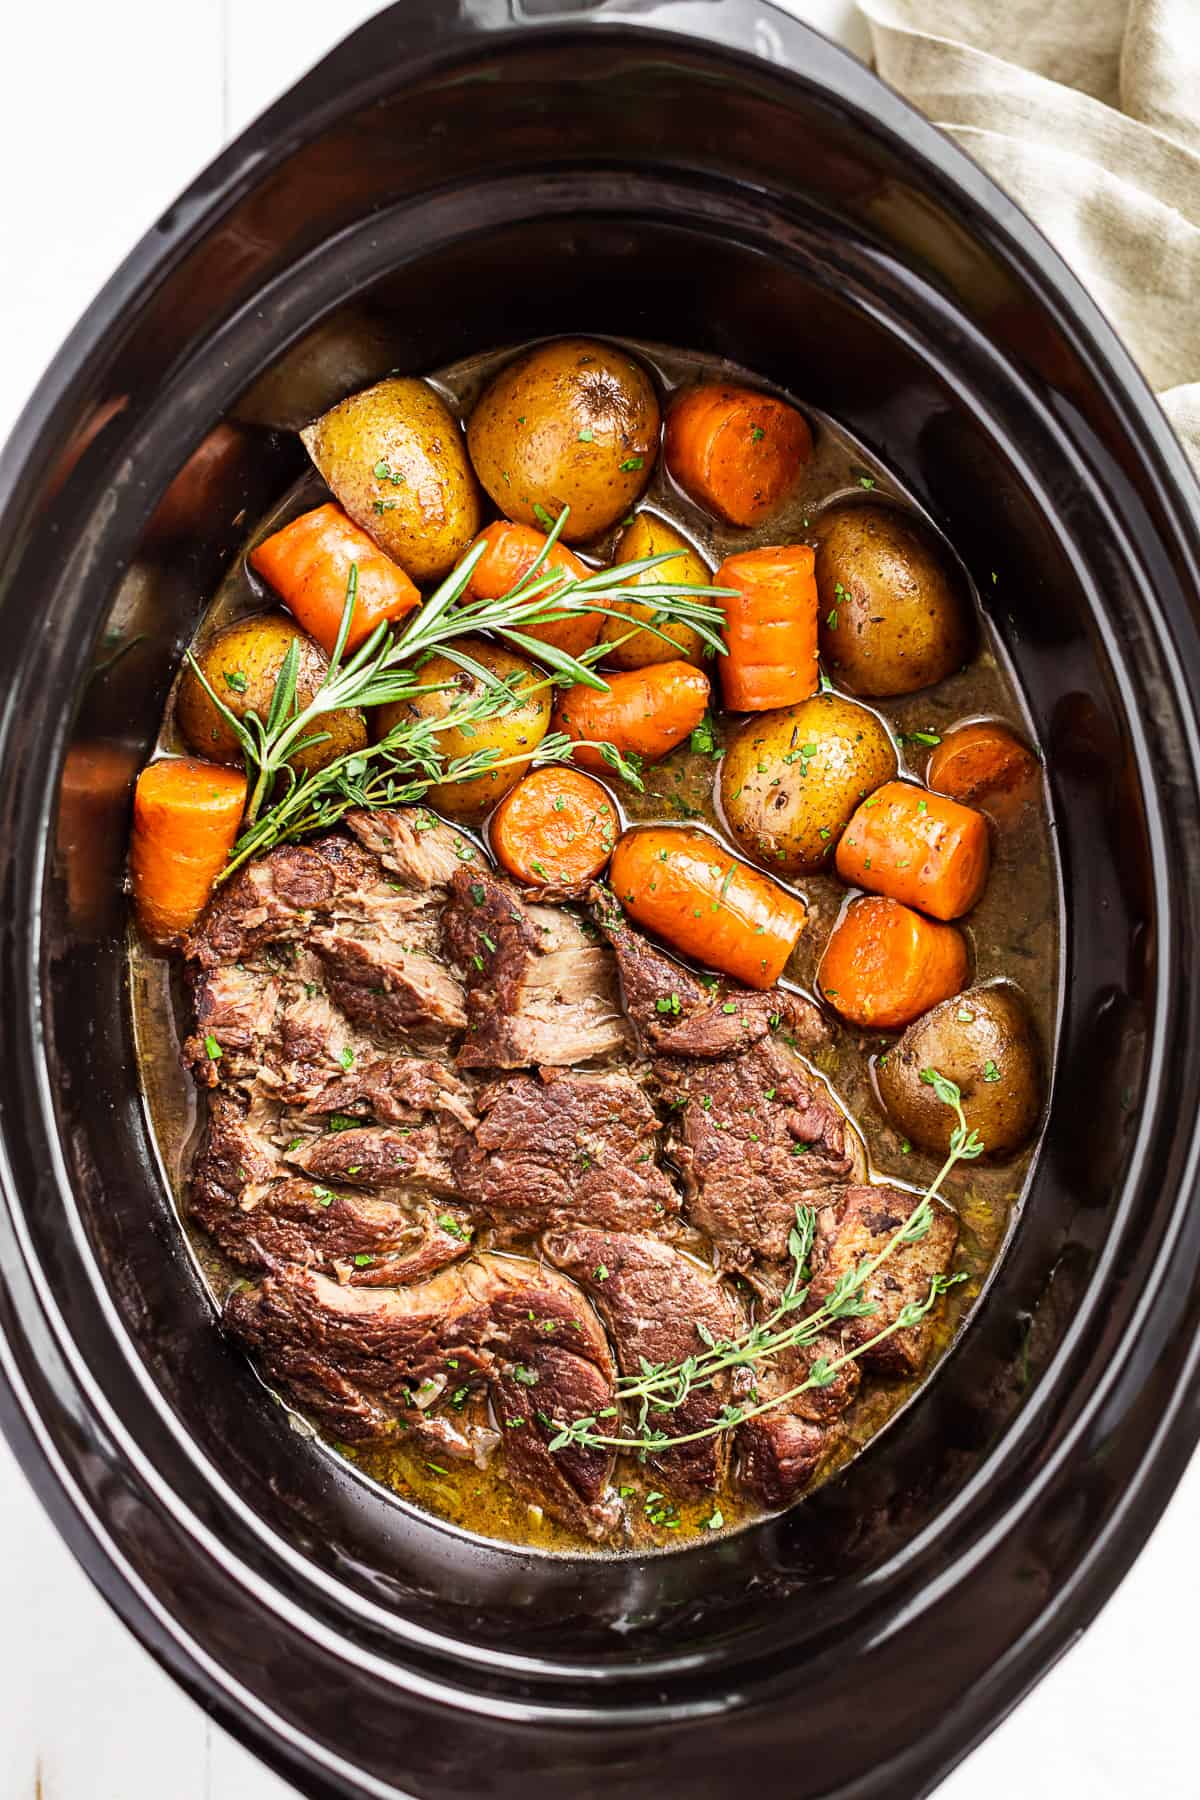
[250,502,420,657]
[818,896,968,1029]
[553,661,710,772]
[490,767,620,887]
[925,719,1040,825]
[835,780,990,921]
[715,545,819,712]
[462,521,600,658]
[609,825,807,989]
[664,384,812,526]
[130,757,247,944]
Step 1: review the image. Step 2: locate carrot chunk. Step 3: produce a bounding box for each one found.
[130,757,247,944]
[925,719,1040,825]
[715,545,819,712]
[818,896,968,1029]
[250,502,420,656]
[553,661,710,772]
[490,767,619,887]
[609,825,807,989]
[835,780,990,921]
[462,521,599,658]
[665,384,811,526]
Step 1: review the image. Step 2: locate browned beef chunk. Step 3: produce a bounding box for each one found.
[735,1332,859,1508]
[184,962,282,1088]
[807,1186,959,1377]
[225,1255,619,1537]
[311,928,466,1045]
[187,807,470,972]
[256,989,367,1107]
[656,1037,861,1269]
[289,1121,465,1196]
[192,1093,473,1287]
[590,884,827,1059]
[543,1228,745,1494]
[186,835,393,969]
[452,1067,679,1237]
[345,807,478,890]
[443,867,630,1068]
[303,1055,477,1129]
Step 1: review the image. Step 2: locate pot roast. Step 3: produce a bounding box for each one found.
[184,805,958,1542]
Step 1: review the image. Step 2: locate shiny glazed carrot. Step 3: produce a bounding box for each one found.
[490,767,620,887]
[925,719,1040,825]
[818,896,968,1029]
[609,825,807,988]
[664,384,812,526]
[553,661,710,772]
[835,780,990,921]
[130,758,247,944]
[462,521,599,658]
[715,545,819,712]
[250,502,420,656]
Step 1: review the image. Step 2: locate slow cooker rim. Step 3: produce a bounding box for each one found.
[2,3,1200,1797]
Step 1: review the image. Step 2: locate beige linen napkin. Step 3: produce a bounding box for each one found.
[856,0,1200,469]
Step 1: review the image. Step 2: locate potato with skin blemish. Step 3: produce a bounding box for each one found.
[372,636,551,822]
[176,612,366,775]
[598,513,709,669]
[875,983,1043,1159]
[301,376,482,583]
[720,692,897,875]
[815,503,973,697]
[467,338,660,543]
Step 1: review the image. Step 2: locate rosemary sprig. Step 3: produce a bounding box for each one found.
[190,505,732,870]
[547,1071,978,1458]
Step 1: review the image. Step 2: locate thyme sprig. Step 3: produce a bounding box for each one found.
[189,505,732,872]
[547,1071,978,1458]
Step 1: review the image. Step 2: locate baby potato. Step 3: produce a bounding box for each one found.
[721,692,897,874]
[373,636,550,821]
[815,503,973,697]
[301,376,482,583]
[467,338,660,543]
[598,513,709,668]
[876,982,1043,1159]
[176,612,366,775]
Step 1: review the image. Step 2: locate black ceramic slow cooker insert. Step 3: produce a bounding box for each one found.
[2,3,1200,1796]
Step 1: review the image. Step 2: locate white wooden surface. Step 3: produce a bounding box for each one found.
[2,3,1196,1794]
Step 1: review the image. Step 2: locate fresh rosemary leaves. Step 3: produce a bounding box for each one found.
[187,506,731,878]
[547,1071,978,1458]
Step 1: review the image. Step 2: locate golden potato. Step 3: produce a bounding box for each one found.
[373,636,550,821]
[301,376,482,583]
[597,513,709,669]
[467,338,660,543]
[815,504,973,697]
[720,692,897,874]
[876,983,1043,1158]
[176,612,366,775]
